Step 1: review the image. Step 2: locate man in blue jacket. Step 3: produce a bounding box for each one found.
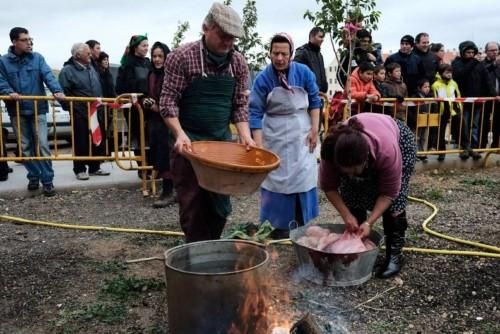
[0,27,65,196]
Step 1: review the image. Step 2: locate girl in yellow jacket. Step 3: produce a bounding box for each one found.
[431,64,471,161]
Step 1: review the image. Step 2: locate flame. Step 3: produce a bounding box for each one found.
[227,243,296,334]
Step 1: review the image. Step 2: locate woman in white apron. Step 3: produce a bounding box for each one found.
[249,33,321,239]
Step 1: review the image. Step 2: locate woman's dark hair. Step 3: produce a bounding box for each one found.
[150,41,170,59]
[98,51,109,63]
[321,117,369,167]
[430,42,444,53]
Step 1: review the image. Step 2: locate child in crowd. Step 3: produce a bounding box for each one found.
[409,79,433,161]
[373,64,388,96]
[381,62,408,120]
[431,63,469,161]
[347,61,380,113]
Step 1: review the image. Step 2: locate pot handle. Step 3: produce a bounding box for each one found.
[288,220,299,231]
[125,256,164,264]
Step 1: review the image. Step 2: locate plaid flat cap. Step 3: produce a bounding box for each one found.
[208,2,244,38]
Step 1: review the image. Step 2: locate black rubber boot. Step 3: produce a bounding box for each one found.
[376,211,408,279]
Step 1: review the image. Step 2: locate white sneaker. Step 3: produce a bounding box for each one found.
[76,172,90,180]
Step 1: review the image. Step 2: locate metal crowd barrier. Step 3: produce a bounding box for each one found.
[0,94,156,195]
[321,95,500,162]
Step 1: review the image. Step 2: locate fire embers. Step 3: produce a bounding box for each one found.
[227,273,271,334]
[297,225,375,254]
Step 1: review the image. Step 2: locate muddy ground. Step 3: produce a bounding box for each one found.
[0,167,499,334]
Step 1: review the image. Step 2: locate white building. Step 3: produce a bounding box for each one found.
[325,58,343,97]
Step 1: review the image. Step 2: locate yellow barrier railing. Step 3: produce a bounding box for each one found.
[0,94,156,194]
[321,95,500,162]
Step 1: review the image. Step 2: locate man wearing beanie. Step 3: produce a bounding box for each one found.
[159,2,255,243]
[452,40,496,159]
[385,34,424,95]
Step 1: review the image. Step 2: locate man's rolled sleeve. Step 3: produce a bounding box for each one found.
[160,52,185,119]
[231,53,249,123]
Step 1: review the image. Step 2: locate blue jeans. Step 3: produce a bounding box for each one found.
[10,114,54,185]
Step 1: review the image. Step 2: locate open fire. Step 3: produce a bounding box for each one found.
[227,246,322,334]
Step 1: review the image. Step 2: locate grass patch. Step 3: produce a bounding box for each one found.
[370,320,405,334]
[49,274,164,331]
[148,323,168,334]
[101,274,164,301]
[460,178,498,188]
[50,302,127,329]
[425,188,445,201]
[94,260,128,273]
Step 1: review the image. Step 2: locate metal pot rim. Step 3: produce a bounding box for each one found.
[164,239,270,276]
[289,223,382,256]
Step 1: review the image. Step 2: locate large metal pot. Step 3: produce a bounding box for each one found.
[164,239,270,334]
[290,224,382,287]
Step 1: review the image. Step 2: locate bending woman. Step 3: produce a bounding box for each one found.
[319,113,416,278]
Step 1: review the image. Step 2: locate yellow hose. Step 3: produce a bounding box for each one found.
[405,196,500,258]
[0,196,498,258]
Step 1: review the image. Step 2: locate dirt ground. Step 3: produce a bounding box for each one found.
[0,167,499,334]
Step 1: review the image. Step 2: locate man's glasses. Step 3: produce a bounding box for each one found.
[17,38,34,43]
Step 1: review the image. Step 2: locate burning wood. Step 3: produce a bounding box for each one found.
[289,313,322,334]
[271,313,322,334]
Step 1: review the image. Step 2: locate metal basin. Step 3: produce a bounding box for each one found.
[290,224,382,287]
[164,239,270,334]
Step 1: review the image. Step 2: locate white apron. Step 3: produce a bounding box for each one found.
[261,86,317,194]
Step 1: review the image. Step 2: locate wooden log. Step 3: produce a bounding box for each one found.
[289,313,322,334]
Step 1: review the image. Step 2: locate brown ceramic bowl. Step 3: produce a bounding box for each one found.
[183,141,280,195]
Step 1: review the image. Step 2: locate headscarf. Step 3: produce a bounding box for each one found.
[270,32,294,90]
[120,34,148,66]
[150,41,170,74]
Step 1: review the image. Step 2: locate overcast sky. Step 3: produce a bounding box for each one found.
[1,0,499,69]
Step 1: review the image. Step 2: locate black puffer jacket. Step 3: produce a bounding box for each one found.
[294,42,328,93]
[116,55,152,95]
[483,58,500,96]
[412,48,439,84]
[452,41,495,97]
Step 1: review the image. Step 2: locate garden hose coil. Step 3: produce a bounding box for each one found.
[1,196,499,258]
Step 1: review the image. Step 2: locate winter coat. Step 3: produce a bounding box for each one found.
[412,48,439,84]
[452,57,495,98]
[380,78,408,100]
[483,58,500,96]
[0,46,62,116]
[431,73,462,116]
[385,51,424,95]
[348,68,380,102]
[115,55,152,95]
[294,42,328,93]
[58,57,103,117]
[98,68,116,98]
